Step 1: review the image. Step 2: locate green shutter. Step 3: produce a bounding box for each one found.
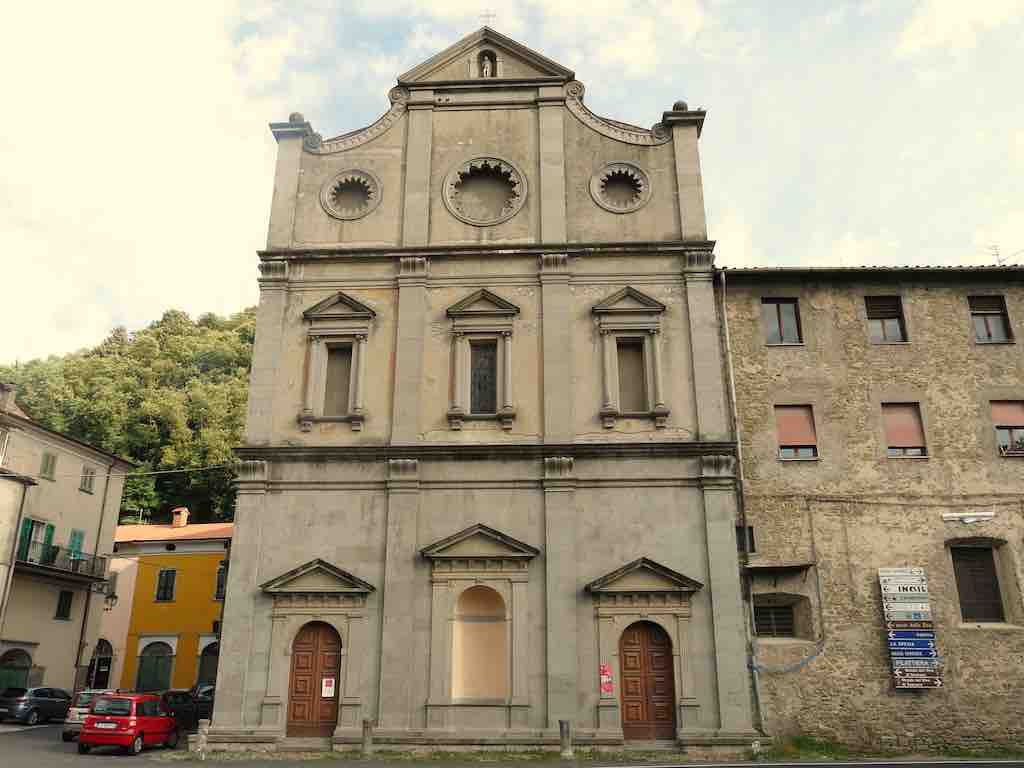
[17,518,33,560]
[69,529,84,555]
[43,524,55,564]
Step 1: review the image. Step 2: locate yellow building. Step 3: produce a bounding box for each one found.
[100,508,232,692]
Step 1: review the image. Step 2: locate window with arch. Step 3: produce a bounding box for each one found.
[452,585,507,700]
[136,641,174,692]
[0,648,32,689]
[197,642,219,686]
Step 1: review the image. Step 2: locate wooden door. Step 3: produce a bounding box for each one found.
[619,621,677,740]
[287,622,342,737]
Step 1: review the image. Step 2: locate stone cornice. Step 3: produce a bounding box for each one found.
[258,240,716,263]
[235,441,736,464]
[565,81,670,146]
[661,108,708,138]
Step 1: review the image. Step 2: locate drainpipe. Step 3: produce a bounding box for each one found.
[74,463,114,691]
[718,269,767,734]
[0,481,31,640]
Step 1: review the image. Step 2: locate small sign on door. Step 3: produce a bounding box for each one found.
[321,677,336,698]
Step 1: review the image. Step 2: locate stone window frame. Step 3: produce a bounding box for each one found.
[585,558,703,739]
[445,289,520,431]
[592,287,670,429]
[420,524,538,730]
[299,292,376,432]
[751,592,814,640]
[259,559,375,735]
[946,537,1021,628]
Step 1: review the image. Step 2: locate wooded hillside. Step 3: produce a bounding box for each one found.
[0,308,255,522]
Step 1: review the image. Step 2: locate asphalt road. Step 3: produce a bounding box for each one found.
[0,727,1022,768]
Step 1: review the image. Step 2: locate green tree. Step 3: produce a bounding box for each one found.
[0,308,255,522]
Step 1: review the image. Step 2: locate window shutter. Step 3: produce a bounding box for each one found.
[952,547,1004,622]
[865,296,902,319]
[882,403,926,447]
[616,339,647,412]
[69,530,84,555]
[968,296,1006,313]
[754,605,795,637]
[774,405,817,446]
[17,518,33,560]
[323,345,353,416]
[991,401,1024,427]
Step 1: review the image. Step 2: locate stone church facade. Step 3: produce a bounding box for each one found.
[211,28,758,751]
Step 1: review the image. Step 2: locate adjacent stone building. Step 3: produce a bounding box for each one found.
[725,267,1024,750]
[212,28,757,751]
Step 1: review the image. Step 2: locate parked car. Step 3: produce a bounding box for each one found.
[0,687,72,725]
[78,693,178,755]
[158,685,215,731]
[61,689,115,741]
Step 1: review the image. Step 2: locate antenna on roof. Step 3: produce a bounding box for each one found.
[988,244,1004,265]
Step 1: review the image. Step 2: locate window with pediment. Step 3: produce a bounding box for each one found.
[445,290,520,430]
[299,292,376,432]
[592,287,670,428]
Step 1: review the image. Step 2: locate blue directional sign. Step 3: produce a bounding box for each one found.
[888,648,938,658]
[888,639,935,649]
[888,630,936,640]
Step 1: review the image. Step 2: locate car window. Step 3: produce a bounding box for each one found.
[36,688,53,698]
[75,692,95,708]
[1,688,28,697]
[56,689,71,699]
[93,697,133,716]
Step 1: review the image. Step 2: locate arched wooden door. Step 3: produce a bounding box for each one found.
[287,622,342,737]
[619,621,677,740]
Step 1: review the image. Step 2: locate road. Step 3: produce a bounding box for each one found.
[0,727,1022,768]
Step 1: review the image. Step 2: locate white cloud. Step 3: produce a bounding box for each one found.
[897,0,1024,56]
[0,1,284,363]
[709,208,762,267]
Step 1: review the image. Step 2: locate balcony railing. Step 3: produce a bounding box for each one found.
[17,540,107,579]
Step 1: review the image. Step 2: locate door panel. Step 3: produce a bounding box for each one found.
[619,622,677,740]
[287,622,342,737]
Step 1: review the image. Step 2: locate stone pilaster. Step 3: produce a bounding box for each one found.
[684,262,729,441]
[212,460,269,730]
[542,456,577,727]
[266,114,313,249]
[247,263,288,446]
[538,86,568,243]
[700,454,755,735]
[401,94,434,246]
[663,108,708,241]
[539,254,573,441]
[391,258,430,443]
[377,459,421,729]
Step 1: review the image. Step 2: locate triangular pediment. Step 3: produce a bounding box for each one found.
[303,291,376,321]
[592,287,666,315]
[446,289,520,319]
[586,558,703,594]
[421,524,539,560]
[399,28,574,84]
[260,559,375,594]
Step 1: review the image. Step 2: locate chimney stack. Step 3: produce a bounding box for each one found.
[171,507,190,528]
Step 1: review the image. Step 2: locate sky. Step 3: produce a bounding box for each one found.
[2,0,1023,364]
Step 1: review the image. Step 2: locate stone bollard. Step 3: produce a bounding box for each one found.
[361,718,374,756]
[196,719,210,762]
[559,719,573,759]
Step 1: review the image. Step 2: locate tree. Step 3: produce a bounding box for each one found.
[0,308,255,522]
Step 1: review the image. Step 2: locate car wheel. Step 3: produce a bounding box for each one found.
[164,728,179,749]
[62,732,74,742]
[78,743,90,754]
[130,734,144,755]
[26,709,39,726]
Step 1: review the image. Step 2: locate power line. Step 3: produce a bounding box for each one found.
[4,455,233,482]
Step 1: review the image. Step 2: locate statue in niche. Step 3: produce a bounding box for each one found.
[482,57,492,77]
[479,51,495,78]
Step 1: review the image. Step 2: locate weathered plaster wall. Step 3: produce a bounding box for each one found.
[726,275,1024,749]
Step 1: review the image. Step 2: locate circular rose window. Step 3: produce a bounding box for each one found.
[590,162,652,214]
[320,169,382,220]
[443,158,527,227]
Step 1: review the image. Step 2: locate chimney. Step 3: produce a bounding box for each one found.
[0,383,15,413]
[171,507,190,528]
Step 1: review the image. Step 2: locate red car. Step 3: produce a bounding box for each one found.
[78,693,179,755]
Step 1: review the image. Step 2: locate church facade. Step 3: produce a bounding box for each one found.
[211,28,758,751]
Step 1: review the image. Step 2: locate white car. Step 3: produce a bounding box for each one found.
[61,689,116,742]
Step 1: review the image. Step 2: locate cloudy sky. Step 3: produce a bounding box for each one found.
[2,1,1022,363]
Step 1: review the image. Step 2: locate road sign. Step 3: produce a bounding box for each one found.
[888,639,935,649]
[891,658,940,669]
[883,601,932,612]
[883,593,932,603]
[886,620,934,630]
[879,567,925,576]
[895,677,943,689]
[888,648,938,658]
[888,630,936,640]
[882,583,930,594]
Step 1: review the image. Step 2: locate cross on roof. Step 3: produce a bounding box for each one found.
[480,10,497,26]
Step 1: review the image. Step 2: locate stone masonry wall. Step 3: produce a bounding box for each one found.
[725,273,1024,750]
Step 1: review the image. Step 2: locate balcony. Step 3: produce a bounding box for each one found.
[16,540,108,583]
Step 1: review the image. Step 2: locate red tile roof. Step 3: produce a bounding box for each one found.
[115,522,233,543]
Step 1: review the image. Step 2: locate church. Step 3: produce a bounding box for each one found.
[210,26,761,751]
